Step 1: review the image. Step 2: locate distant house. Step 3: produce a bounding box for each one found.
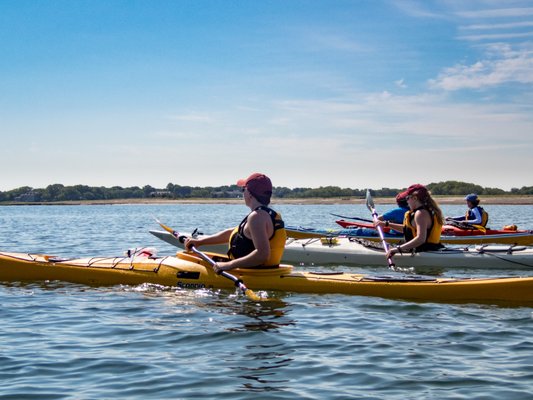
[212,190,242,198]
[150,191,173,198]
[14,191,36,202]
[228,189,242,198]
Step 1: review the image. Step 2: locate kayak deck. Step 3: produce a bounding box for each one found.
[149,230,533,270]
[1,251,533,305]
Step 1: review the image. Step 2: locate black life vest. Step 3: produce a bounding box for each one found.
[227,206,286,267]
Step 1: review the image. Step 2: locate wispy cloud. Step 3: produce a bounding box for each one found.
[458,31,533,41]
[303,30,371,53]
[389,0,445,19]
[456,7,533,19]
[167,113,214,122]
[429,44,533,90]
[268,90,533,146]
[460,21,533,31]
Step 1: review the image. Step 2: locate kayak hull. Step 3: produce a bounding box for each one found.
[150,230,533,270]
[1,251,533,304]
[335,220,533,246]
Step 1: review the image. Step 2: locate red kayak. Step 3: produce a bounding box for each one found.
[335,220,533,245]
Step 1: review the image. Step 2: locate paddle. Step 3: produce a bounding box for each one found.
[445,218,487,233]
[330,213,373,223]
[285,226,338,239]
[154,218,262,301]
[189,246,262,301]
[365,190,396,269]
[154,217,181,238]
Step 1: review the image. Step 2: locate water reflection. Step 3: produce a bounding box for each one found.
[235,343,292,393]
[233,297,293,333]
[140,286,296,394]
[204,293,294,333]
[132,283,294,332]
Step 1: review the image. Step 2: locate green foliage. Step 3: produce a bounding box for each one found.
[0,181,529,203]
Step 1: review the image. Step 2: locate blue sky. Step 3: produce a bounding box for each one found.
[1,0,532,192]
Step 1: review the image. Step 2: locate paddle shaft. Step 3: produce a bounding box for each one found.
[365,191,396,269]
[154,217,260,300]
[330,213,373,223]
[189,246,253,294]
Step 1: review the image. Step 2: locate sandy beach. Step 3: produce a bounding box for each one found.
[4,195,533,206]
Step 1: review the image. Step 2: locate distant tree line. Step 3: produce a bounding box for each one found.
[0,181,532,203]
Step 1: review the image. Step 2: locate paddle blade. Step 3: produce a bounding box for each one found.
[192,247,266,302]
[364,190,397,270]
[154,217,178,237]
[243,288,262,302]
[365,189,375,212]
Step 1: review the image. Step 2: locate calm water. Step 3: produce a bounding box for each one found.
[1,203,533,399]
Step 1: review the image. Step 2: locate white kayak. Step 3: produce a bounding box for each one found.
[149,230,533,270]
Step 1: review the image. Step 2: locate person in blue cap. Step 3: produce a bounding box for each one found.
[446,194,489,229]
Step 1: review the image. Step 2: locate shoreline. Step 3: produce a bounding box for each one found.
[2,195,533,206]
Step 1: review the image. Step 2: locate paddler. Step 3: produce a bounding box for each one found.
[445,193,489,229]
[375,184,444,257]
[350,192,409,237]
[185,173,286,274]
[377,192,410,233]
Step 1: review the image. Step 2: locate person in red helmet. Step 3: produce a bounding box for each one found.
[378,192,410,225]
[375,184,444,257]
[185,173,286,273]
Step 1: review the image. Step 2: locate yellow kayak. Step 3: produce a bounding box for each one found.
[1,250,533,305]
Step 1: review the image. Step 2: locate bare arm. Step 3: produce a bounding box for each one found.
[185,227,234,250]
[375,220,403,232]
[384,210,432,258]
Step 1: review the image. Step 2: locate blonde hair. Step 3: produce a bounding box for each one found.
[424,194,444,224]
[409,185,444,225]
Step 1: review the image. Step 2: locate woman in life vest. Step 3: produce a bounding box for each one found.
[446,193,489,229]
[185,173,286,274]
[375,184,444,258]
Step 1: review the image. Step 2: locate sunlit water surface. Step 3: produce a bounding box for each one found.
[1,204,532,399]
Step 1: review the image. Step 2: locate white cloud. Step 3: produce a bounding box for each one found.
[460,21,533,31]
[395,79,408,88]
[458,31,533,41]
[429,44,533,90]
[5,89,532,191]
[266,90,533,148]
[456,7,533,18]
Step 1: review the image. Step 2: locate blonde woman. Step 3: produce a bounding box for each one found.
[375,184,444,258]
